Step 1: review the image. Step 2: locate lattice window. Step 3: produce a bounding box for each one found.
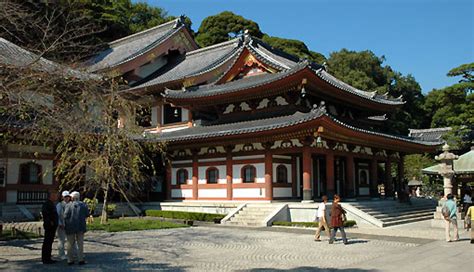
[276,165,288,183]
[176,169,188,185]
[242,165,256,183]
[19,162,42,184]
[0,165,5,186]
[206,167,219,184]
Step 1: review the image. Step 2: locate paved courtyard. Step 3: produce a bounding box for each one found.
[0,224,472,271]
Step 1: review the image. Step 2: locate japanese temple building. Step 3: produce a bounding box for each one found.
[102,18,440,201]
[1,17,442,204]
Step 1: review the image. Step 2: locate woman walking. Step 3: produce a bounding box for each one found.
[329,194,348,245]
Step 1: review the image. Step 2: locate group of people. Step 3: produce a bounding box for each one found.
[41,190,89,265]
[314,194,348,244]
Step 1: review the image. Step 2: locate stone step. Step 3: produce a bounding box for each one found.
[367,208,435,217]
[382,215,433,227]
[353,204,435,211]
[379,212,434,223]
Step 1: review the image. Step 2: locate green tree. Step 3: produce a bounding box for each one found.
[327,49,427,134]
[424,62,474,149]
[195,11,263,47]
[262,35,326,64]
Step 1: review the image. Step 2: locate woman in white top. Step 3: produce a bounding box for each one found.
[314,195,330,241]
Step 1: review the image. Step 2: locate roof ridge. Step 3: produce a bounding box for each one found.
[409,127,452,132]
[186,38,240,56]
[108,18,179,47]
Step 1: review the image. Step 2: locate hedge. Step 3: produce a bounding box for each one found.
[145,210,226,222]
[272,220,357,228]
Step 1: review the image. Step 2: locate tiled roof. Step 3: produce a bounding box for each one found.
[408,127,451,143]
[128,39,242,90]
[0,38,98,79]
[86,18,184,72]
[163,61,405,105]
[163,62,308,99]
[151,108,440,146]
[423,147,474,174]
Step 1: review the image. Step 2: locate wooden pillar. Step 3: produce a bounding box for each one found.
[302,145,312,201]
[226,146,233,200]
[291,156,297,198]
[166,163,172,200]
[264,144,273,200]
[370,159,378,197]
[385,159,392,197]
[187,110,193,128]
[397,156,404,195]
[346,154,354,198]
[192,151,198,200]
[326,152,335,198]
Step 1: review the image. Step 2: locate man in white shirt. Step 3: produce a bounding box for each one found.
[314,195,330,241]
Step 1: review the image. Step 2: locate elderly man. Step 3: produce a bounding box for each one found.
[56,190,71,260]
[64,191,88,265]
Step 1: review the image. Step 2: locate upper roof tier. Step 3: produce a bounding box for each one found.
[85,17,198,73]
[124,34,302,95]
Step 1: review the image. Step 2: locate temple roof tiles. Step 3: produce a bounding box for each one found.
[408,127,452,143]
[0,38,99,80]
[86,18,185,72]
[152,108,440,147]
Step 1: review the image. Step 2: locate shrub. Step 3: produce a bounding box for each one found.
[272,220,357,228]
[145,210,226,222]
[88,218,187,232]
[106,204,117,213]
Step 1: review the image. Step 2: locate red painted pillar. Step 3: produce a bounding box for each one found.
[326,152,335,198]
[192,152,198,200]
[264,149,273,200]
[370,159,378,197]
[226,146,233,200]
[302,145,312,201]
[291,156,297,198]
[346,154,354,198]
[397,156,404,194]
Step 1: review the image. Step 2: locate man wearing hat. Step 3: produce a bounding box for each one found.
[64,191,88,265]
[56,190,71,260]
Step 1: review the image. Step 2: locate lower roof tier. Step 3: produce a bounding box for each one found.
[145,107,441,154]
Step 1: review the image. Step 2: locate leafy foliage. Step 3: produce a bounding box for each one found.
[146,210,226,222]
[403,154,436,180]
[88,218,188,232]
[272,220,357,228]
[424,63,474,149]
[262,35,326,64]
[195,11,263,47]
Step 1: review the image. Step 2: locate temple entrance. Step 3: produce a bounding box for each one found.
[334,157,346,197]
[312,155,326,199]
[355,160,371,197]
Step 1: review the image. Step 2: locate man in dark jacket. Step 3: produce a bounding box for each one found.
[42,190,58,264]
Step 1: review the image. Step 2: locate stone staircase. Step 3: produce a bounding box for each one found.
[225,204,276,227]
[349,198,436,227]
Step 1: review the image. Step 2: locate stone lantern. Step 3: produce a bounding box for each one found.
[435,144,458,197]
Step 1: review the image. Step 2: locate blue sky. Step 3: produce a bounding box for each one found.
[143,0,473,93]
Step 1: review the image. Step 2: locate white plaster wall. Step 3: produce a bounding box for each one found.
[198,165,227,184]
[273,187,292,198]
[233,188,265,198]
[272,163,292,183]
[182,108,189,122]
[171,167,192,185]
[232,163,264,183]
[171,189,193,198]
[198,189,227,198]
[151,106,158,127]
[7,159,53,185]
[6,190,17,203]
[161,126,188,133]
[136,56,167,79]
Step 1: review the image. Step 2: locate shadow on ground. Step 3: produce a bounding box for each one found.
[0,251,187,271]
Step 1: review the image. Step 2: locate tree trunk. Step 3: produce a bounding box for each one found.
[100,183,109,224]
